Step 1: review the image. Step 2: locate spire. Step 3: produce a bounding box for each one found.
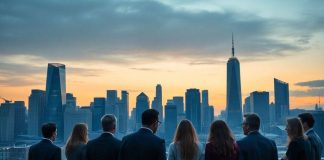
[232,32,235,57]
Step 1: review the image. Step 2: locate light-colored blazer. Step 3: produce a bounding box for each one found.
[168,142,204,160]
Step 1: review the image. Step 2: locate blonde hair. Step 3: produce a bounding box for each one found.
[286,118,306,145]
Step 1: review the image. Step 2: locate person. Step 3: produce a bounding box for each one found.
[299,113,323,160]
[86,114,121,160]
[65,123,88,160]
[205,120,239,160]
[237,113,278,160]
[282,118,312,160]
[28,122,61,160]
[119,109,166,160]
[168,119,204,160]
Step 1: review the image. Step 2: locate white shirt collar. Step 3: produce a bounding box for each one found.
[42,138,53,143]
[141,127,153,133]
[103,131,114,136]
[305,128,313,135]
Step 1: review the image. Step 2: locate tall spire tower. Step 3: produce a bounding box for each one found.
[232,33,235,57]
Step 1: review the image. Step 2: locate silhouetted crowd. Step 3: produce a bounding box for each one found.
[28,109,323,160]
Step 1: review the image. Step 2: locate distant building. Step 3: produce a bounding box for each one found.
[172,96,184,123]
[269,102,276,125]
[28,89,46,137]
[13,101,27,137]
[152,84,163,120]
[0,102,15,144]
[243,96,251,114]
[91,97,105,131]
[119,91,129,134]
[106,90,118,116]
[129,108,136,132]
[164,100,177,143]
[185,88,201,133]
[66,93,77,110]
[45,63,66,140]
[136,93,149,130]
[226,35,243,131]
[274,78,289,125]
[250,91,270,132]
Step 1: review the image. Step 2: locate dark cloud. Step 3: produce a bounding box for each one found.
[0,0,311,63]
[290,88,324,97]
[295,80,324,88]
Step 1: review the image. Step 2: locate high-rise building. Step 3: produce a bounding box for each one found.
[173,96,184,123]
[243,96,251,114]
[66,93,77,110]
[45,63,66,140]
[106,90,118,116]
[152,84,163,120]
[0,101,15,144]
[274,78,289,124]
[119,91,129,134]
[202,90,210,133]
[226,34,243,131]
[136,92,150,130]
[164,100,177,143]
[250,91,270,131]
[185,88,201,133]
[129,108,137,132]
[91,97,105,131]
[28,89,46,137]
[269,102,276,125]
[13,101,27,137]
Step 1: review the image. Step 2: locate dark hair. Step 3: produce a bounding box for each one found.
[42,123,57,138]
[65,123,88,155]
[208,120,236,159]
[101,114,116,132]
[244,113,260,130]
[298,113,315,128]
[142,109,159,126]
[173,120,199,160]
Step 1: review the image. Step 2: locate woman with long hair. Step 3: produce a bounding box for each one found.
[205,120,239,160]
[282,118,312,160]
[65,123,88,160]
[168,119,204,160]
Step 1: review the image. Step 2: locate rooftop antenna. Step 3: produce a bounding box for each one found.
[232,32,235,57]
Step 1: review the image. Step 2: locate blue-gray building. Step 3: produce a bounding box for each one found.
[92,97,105,131]
[152,84,163,120]
[202,90,210,133]
[250,91,270,131]
[13,101,27,138]
[226,35,243,131]
[119,90,129,134]
[185,88,201,133]
[28,89,46,137]
[243,96,251,114]
[136,92,150,130]
[173,96,184,123]
[274,78,289,125]
[45,63,66,140]
[0,101,15,144]
[106,90,118,117]
[165,100,177,143]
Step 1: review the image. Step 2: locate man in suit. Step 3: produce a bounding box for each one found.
[86,114,121,160]
[237,113,278,160]
[28,123,61,160]
[119,109,166,160]
[299,113,323,160]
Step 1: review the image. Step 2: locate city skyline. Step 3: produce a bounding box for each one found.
[1,0,324,114]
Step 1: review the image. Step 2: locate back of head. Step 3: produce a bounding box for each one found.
[42,123,57,139]
[244,113,260,131]
[298,113,315,128]
[65,123,88,155]
[142,109,159,126]
[101,114,117,132]
[286,118,304,143]
[174,119,198,160]
[208,120,235,158]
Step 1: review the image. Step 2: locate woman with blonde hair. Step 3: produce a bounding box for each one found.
[65,123,88,160]
[168,119,204,160]
[205,120,239,160]
[283,118,312,160]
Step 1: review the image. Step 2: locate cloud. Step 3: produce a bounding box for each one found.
[290,88,324,97]
[295,80,324,88]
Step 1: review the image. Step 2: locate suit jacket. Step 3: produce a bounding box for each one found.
[65,144,86,160]
[28,139,61,160]
[86,132,121,160]
[237,131,278,160]
[306,129,323,160]
[168,142,204,160]
[286,137,312,160]
[119,128,166,160]
[205,142,239,160]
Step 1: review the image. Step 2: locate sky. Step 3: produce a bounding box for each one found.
[0,0,324,114]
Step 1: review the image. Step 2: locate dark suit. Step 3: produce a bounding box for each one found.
[119,128,166,160]
[306,129,323,160]
[286,137,312,160]
[28,139,61,160]
[237,131,278,160]
[86,132,121,160]
[65,144,86,160]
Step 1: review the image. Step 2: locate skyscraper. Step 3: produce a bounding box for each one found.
[173,96,185,123]
[0,101,15,143]
[164,100,177,143]
[243,96,251,114]
[185,88,201,133]
[226,34,243,131]
[106,90,118,116]
[274,78,289,124]
[136,92,150,130]
[91,97,105,131]
[13,101,27,137]
[119,90,129,134]
[45,63,66,140]
[66,93,77,110]
[202,90,210,133]
[152,84,163,120]
[28,89,46,137]
[250,91,270,131]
